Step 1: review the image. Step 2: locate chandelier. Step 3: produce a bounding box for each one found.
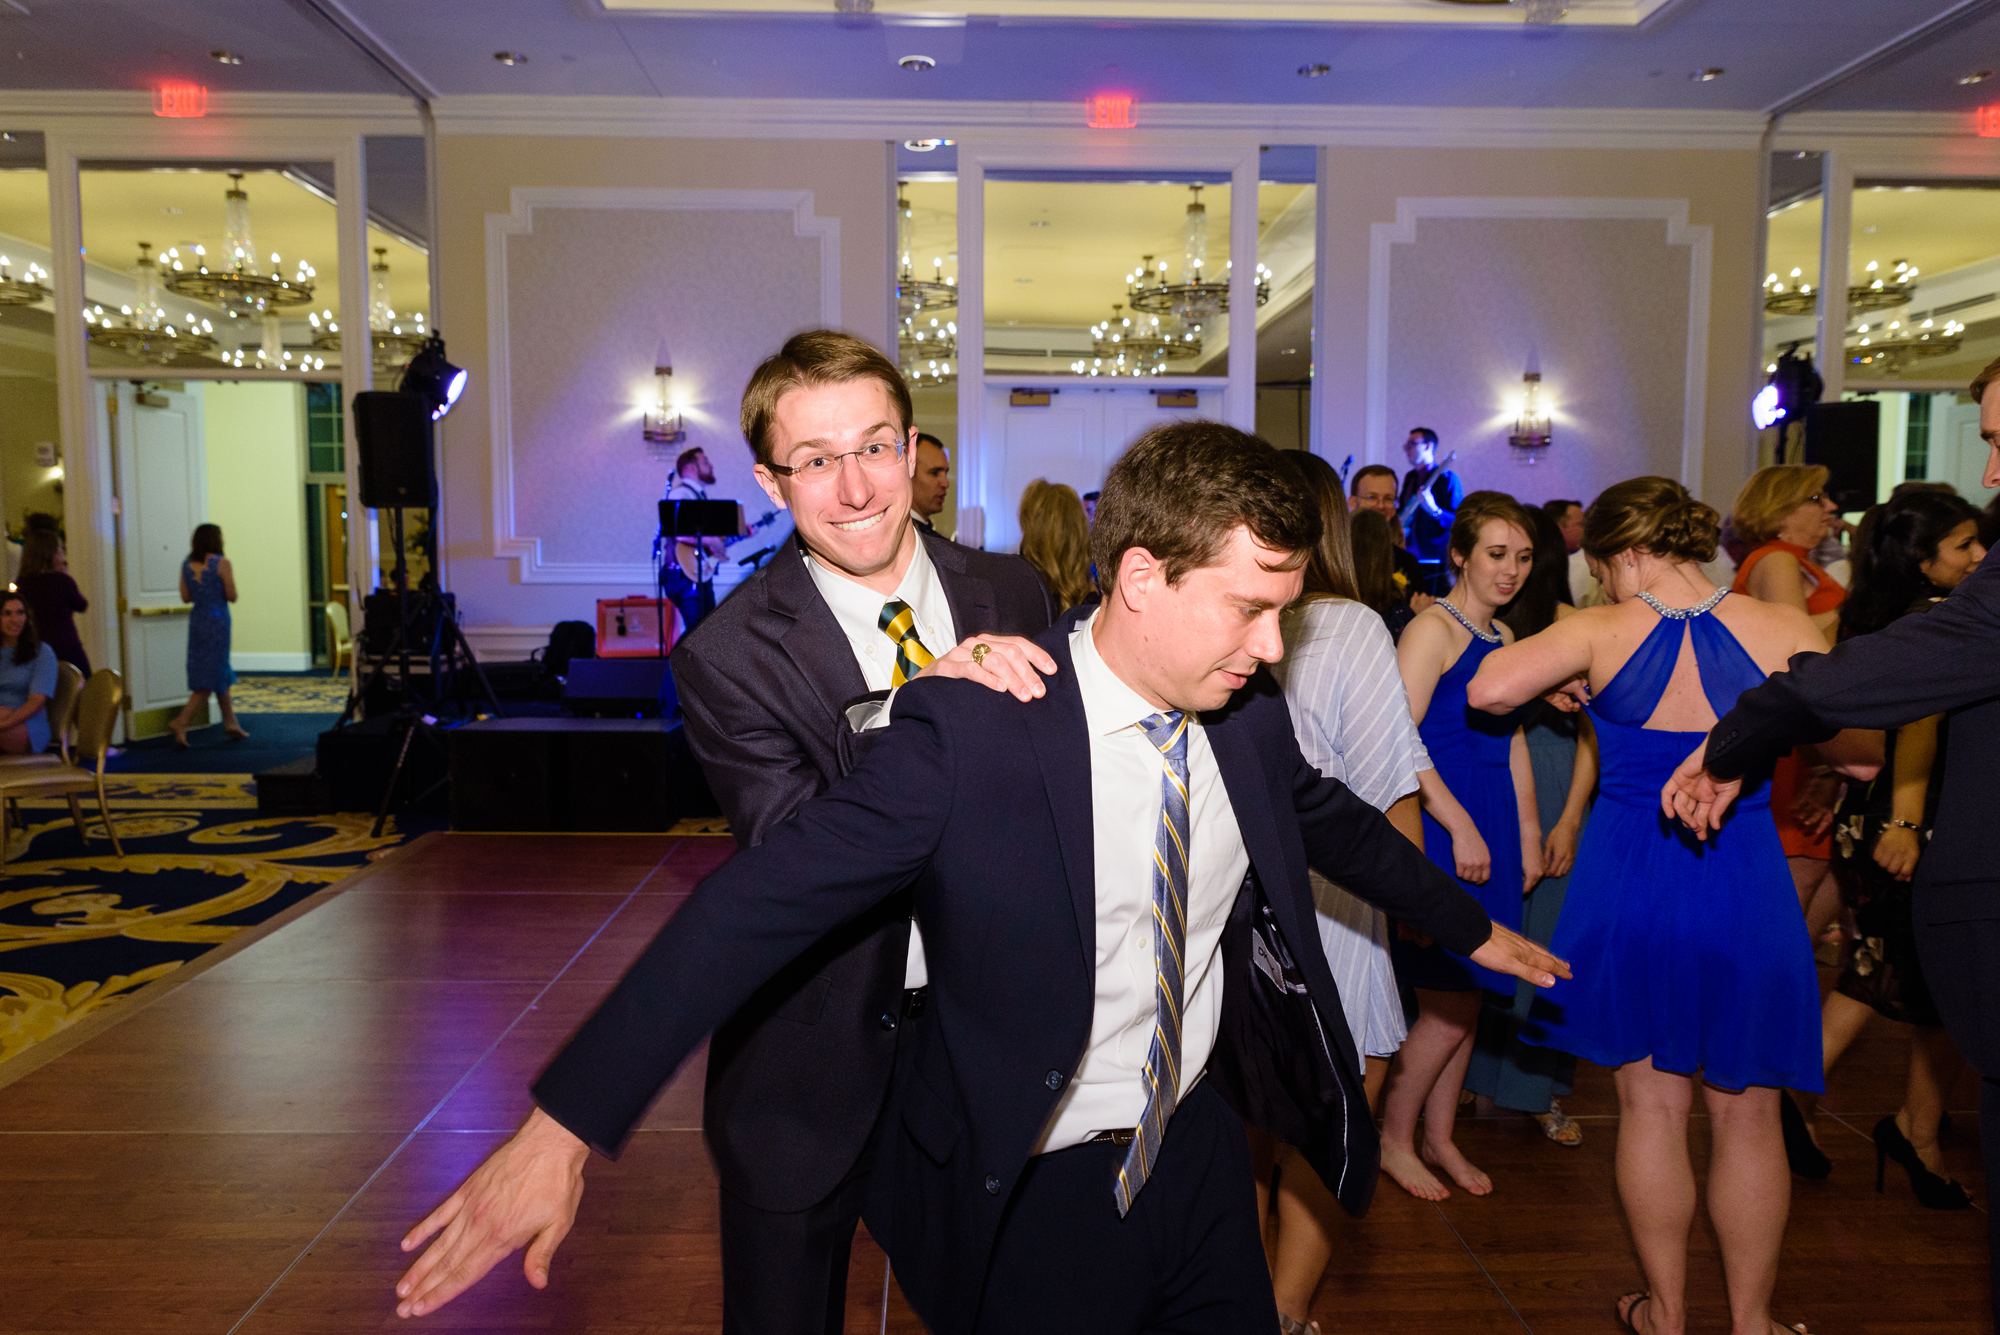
[900,311,956,386]
[896,191,955,317]
[215,312,328,372]
[1764,258,1918,317]
[1125,188,1272,325]
[1072,303,1202,377]
[0,254,50,306]
[1847,314,1964,373]
[308,249,428,373]
[161,172,317,316]
[83,244,217,363]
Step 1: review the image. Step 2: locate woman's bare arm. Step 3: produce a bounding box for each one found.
[1543,715,1598,879]
[1468,612,1594,714]
[219,557,238,603]
[1511,726,1543,893]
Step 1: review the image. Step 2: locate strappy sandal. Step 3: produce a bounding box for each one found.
[1616,1293,1651,1334]
[1536,1100,1583,1147]
[1279,1315,1321,1335]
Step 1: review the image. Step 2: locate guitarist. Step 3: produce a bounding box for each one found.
[1395,427,1463,595]
[662,446,748,631]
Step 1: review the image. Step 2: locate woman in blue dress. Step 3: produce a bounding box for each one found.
[0,592,60,755]
[168,523,248,747]
[1382,491,1543,1202]
[1468,477,1830,1335]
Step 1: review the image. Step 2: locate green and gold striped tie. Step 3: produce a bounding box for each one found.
[878,599,935,687]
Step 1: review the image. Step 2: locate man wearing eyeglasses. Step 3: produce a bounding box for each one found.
[624,331,1055,1333]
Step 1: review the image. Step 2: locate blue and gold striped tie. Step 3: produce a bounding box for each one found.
[1116,709,1191,1217]
[878,599,936,687]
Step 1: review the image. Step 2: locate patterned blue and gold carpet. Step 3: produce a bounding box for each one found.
[1,673,423,1072]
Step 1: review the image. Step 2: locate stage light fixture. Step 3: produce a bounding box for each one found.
[1754,345,1821,431]
[399,333,467,421]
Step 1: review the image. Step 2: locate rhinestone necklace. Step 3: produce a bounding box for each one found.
[1438,598,1502,644]
[1635,587,1728,620]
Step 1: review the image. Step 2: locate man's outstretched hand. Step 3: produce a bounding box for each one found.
[395,1107,591,1318]
[1660,738,1743,841]
[1468,923,1571,990]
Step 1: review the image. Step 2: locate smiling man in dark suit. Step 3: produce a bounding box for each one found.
[394,421,1566,1331]
[541,331,1056,1335]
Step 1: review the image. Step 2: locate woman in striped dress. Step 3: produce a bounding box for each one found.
[1252,452,1431,1335]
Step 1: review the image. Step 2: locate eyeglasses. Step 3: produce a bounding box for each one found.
[766,440,907,483]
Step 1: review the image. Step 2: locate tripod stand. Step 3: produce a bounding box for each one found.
[338,506,503,837]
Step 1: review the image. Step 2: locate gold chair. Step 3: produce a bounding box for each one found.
[326,601,354,671]
[0,667,125,862]
[0,660,83,773]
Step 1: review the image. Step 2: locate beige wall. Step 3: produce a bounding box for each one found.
[201,381,310,668]
[0,336,63,532]
[1316,146,1760,512]
[435,135,894,641]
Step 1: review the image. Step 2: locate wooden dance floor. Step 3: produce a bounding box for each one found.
[1,833,1988,1333]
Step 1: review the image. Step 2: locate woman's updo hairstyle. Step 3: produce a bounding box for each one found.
[1582,475,1719,565]
[1446,490,1538,573]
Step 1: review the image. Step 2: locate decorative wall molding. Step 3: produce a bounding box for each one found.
[0,90,1984,155]
[1366,197,1712,488]
[484,186,838,584]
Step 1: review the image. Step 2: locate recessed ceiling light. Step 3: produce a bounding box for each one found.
[494,51,528,66]
[1690,67,1724,81]
[1960,70,1994,85]
[209,50,242,65]
[898,54,935,71]
[1298,63,1331,78]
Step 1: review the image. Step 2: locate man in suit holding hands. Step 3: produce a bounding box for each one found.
[395,422,1567,1332]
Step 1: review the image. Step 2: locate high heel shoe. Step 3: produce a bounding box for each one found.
[1873,1115,1972,1209]
[1779,1090,1831,1180]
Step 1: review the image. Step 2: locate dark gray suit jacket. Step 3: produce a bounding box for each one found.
[1705,554,2000,1073]
[665,526,1053,1211]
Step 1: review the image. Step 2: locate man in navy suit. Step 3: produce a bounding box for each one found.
[395,423,1567,1331]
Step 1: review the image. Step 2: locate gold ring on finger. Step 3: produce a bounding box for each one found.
[970,643,991,667]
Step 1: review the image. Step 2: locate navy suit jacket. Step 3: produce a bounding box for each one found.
[666,527,1051,1211]
[1705,553,2000,1071]
[537,610,1490,1331]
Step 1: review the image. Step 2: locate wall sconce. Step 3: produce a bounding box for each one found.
[1509,371,1552,464]
[644,361,686,445]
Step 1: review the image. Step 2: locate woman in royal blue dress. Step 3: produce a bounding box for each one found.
[1381,491,1543,1201]
[1468,477,1830,1335]
[167,523,249,747]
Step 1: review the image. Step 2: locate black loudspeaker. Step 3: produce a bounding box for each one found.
[448,718,716,832]
[562,658,678,719]
[353,391,436,508]
[1804,401,1880,511]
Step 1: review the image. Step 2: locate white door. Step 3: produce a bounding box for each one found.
[106,380,209,733]
[977,382,1222,550]
[1936,396,1997,508]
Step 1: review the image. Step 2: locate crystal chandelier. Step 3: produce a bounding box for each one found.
[82,244,217,363]
[0,254,50,306]
[1125,188,1271,325]
[1847,314,1964,373]
[161,172,317,316]
[308,248,428,373]
[896,191,955,317]
[1072,302,1203,377]
[900,311,956,386]
[1763,258,1918,317]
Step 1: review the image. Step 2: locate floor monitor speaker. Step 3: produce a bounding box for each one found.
[354,391,436,508]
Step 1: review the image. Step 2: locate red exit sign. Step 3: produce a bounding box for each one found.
[1979,105,2000,138]
[153,83,209,118]
[1085,94,1136,129]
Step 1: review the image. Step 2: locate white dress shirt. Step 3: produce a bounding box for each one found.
[1035,609,1250,1154]
[805,523,955,989]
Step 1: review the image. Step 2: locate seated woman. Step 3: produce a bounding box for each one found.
[0,591,61,755]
